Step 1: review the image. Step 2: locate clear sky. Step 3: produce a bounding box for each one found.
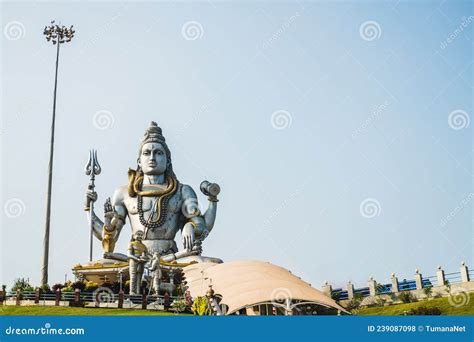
[1,0,472,291]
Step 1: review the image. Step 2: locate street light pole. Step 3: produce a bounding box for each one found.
[41,21,75,286]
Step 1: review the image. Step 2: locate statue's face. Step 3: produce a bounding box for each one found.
[139,142,167,175]
[135,231,144,241]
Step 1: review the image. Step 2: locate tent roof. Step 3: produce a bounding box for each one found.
[183,260,347,314]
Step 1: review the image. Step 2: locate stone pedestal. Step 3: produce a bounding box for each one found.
[321,282,332,297]
[436,266,445,287]
[414,270,423,290]
[367,277,376,296]
[55,289,61,306]
[390,273,399,293]
[460,262,470,282]
[347,281,354,300]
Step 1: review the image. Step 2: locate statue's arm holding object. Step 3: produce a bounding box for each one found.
[179,181,220,253]
[85,190,103,240]
[85,188,127,243]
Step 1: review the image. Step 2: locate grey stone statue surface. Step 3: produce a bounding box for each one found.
[85,122,222,276]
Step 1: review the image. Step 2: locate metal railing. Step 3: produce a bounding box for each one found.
[4,291,181,307]
[444,272,462,284]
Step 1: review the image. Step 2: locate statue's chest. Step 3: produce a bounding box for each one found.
[125,192,181,215]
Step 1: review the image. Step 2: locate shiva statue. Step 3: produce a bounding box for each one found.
[85,121,222,269]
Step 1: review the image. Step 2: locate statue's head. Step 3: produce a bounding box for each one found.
[137,122,176,179]
[134,230,144,241]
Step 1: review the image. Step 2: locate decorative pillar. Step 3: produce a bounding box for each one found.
[347,281,354,300]
[118,290,124,309]
[142,292,147,310]
[460,261,470,283]
[436,266,445,287]
[390,273,399,293]
[55,288,61,306]
[322,281,332,297]
[164,292,170,310]
[368,277,376,296]
[35,288,42,304]
[414,269,423,290]
[74,288,80,304]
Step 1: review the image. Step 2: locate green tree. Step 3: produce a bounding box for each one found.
[11,278,34,292]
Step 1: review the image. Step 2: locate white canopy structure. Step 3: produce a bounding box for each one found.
[183,260,347,315]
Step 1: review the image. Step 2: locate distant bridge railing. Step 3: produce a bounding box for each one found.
[324,261,471,302]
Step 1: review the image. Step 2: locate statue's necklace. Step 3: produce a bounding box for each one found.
[136,177,178,230]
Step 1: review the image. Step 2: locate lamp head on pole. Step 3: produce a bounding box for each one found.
[44,20,75,44]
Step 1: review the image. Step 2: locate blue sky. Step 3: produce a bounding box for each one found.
[1,0,472,290]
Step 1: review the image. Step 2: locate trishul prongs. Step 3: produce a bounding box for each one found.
[85,149,101,178]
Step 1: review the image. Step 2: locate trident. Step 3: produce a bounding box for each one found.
[85,149,101,261]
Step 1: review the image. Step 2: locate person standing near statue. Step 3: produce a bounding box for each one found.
[127,231,148,295]
[149,251,162,295]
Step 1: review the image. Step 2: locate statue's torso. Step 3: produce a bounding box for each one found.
[119,183,185,241]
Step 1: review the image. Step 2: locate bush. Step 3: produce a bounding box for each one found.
[346,298,362,311]
[191,296,212,315]
[52,283,64,292]
[406,306,441,315]
[62,286,74,293]
[71,281,86,291]
[11,278,34,292]
[109,282,121,294]
[423,286,433,298]
[171,298,187,312]
[84,281,99,292]
[39,284,52,293]
[398,291,417,304]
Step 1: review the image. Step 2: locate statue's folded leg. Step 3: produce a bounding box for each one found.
[103,252,129,262]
